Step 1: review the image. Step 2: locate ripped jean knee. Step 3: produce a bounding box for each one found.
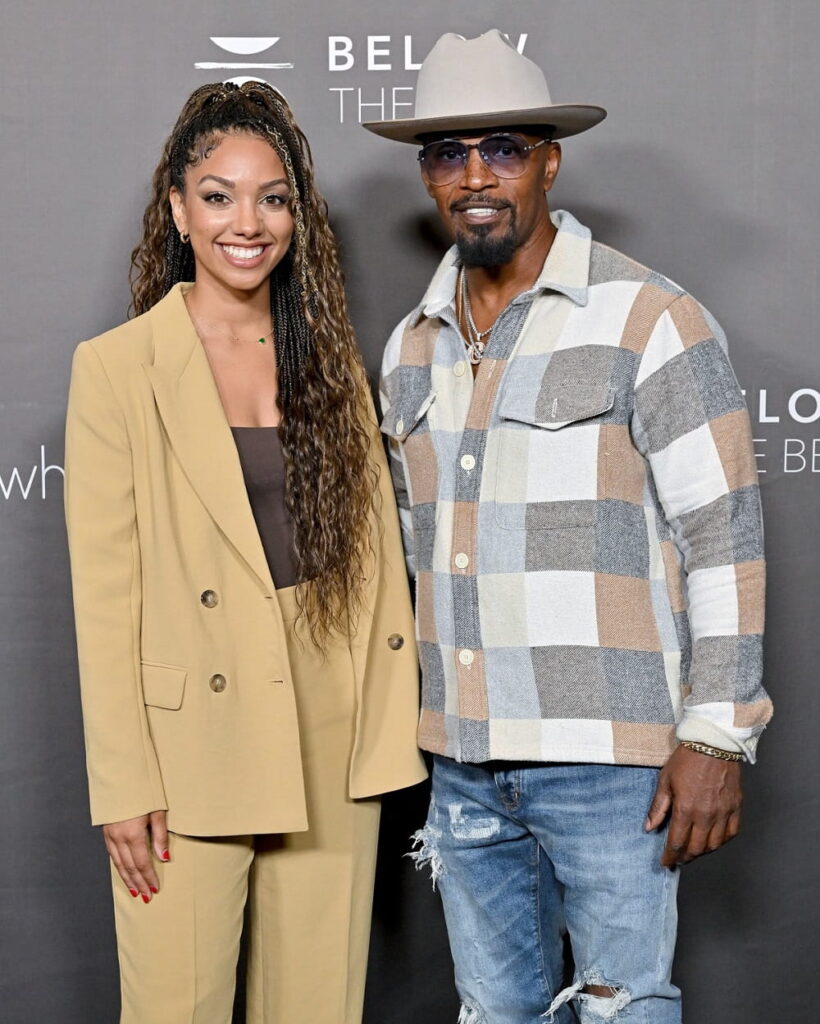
[544,973,631,1022]
[457,1001,488,1024]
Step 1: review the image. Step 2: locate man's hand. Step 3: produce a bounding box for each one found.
[102,810,170,901]
[645,745,742,867]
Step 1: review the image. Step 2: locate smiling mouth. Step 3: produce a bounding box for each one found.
[220,244,266,260]
[451,201,510,221]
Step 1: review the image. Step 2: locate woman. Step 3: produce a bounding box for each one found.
[64,81,425,1023]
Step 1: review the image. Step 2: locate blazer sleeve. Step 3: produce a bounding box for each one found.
[346,398,427,798]
[64,341,167,824]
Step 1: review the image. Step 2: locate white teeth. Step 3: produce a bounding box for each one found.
[222,244,265,259]
[465,208,498,217]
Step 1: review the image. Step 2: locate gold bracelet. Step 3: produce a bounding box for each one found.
[680,740,744,762]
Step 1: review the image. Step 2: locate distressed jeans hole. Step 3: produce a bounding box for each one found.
[544,973,631,1022]
[458,1002,487,1024]
[406,823,444,890]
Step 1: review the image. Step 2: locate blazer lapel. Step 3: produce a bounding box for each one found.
[142,284,275,593]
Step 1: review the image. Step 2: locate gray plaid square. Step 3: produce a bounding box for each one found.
[525,523,596,573]
[531,646,607,717]
[595,500,650,577]
[459,719,491,763]
[602,649,676,723]
[635,351,708,453]
[419,641,447,713]
[686,338,747,421]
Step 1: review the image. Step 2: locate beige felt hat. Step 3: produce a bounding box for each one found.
[363,29,606,144]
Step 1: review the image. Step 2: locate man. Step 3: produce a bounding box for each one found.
[365,29,771,1024]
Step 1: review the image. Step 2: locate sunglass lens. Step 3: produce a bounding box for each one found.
[423,140,467,183]
[481,135,527,177]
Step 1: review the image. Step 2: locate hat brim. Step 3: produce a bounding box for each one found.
[362,104,606,144]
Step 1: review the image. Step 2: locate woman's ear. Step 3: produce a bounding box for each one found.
[169,186,187,237]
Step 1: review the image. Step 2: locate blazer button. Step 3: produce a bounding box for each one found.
[387,633,404,651]
[209,673,227,693]
[200,589,219,608]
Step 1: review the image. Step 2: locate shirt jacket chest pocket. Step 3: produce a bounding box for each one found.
[494,380,615,530]
[380,390,439,532]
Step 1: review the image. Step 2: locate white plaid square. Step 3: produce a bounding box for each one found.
[687,564,740,638]
[525,570,599,647]
[650,422,728,518]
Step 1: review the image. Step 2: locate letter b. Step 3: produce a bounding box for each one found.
[329,36,353,71]
[783,438,806,473]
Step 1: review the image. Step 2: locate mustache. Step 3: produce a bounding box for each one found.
[450,195,512,213]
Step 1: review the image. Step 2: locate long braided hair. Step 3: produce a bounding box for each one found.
[130,82,378,642]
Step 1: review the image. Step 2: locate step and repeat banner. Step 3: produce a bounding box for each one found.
[0,1,817,1021]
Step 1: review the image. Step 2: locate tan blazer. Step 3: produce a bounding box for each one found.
[64,283,426,836]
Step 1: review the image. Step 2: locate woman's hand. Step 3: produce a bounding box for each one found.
[102,810,170,902]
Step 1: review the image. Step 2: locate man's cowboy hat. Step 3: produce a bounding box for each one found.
[363,29,606,144]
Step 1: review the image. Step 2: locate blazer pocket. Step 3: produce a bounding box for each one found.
[141,661,187,710]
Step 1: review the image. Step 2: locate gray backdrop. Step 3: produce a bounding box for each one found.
[1,1,817,1021]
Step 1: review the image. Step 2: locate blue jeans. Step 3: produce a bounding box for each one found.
[412,756,681,1024]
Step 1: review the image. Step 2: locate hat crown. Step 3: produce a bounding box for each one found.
[414,29,553,124]
[361,27,605,144]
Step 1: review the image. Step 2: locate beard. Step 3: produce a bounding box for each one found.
[454,208,519,268]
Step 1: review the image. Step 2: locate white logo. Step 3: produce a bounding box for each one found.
[0,446,64,501]
[745,387,820,475]
[195,37,293,86]
[194,31,529,123]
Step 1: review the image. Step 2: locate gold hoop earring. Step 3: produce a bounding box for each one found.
[179,230,190,244]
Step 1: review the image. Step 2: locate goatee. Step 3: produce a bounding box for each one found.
[450,196,520,267]
[456,225,519,268]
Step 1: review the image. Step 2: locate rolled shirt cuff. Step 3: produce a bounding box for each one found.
[676,710,763,764]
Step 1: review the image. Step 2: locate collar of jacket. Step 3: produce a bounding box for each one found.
[141,283,276,595]
[411,207,592,327]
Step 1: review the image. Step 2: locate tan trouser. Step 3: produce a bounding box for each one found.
[111,586,381,1023]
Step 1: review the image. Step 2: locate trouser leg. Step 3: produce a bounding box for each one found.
[112,831,254,1024]
[245,800,380,1023]
[245,604,380,1024]
[421,755,572,1024]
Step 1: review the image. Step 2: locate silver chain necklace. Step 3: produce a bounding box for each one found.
[459,268,497,365]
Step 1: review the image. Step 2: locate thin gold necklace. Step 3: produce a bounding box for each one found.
[192,314,275,346]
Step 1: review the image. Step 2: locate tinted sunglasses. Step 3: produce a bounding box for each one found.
[417,133,552,186]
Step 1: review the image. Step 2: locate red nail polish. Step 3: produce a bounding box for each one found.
[129,888,138,898]
[162,850,170,861]
[149,886,158,894]
[141,893,150,903]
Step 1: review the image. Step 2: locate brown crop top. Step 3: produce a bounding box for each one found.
[230,426,299,590]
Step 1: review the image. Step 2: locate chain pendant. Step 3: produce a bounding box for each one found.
[466,339,485,365]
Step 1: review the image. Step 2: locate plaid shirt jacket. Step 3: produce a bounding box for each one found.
[380,210,771,767]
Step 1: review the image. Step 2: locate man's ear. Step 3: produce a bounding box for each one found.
[543,142,562,194]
